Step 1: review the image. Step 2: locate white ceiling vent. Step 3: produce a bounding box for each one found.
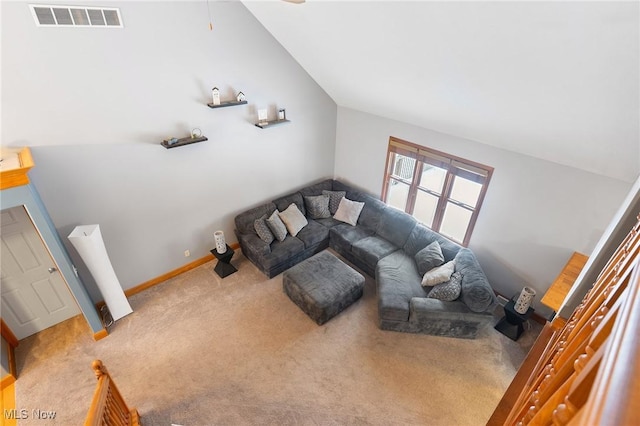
[29,4,123,27]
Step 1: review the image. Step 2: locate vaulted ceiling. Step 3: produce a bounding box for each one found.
[243,1,639,182]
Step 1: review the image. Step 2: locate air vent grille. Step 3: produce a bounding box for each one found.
[29,4,123,27]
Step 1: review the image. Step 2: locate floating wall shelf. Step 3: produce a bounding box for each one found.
[255,119,291,129]
[161,136,208,149]
[207,100,248,109]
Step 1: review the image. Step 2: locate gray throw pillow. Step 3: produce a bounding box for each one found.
[254,214,274,245]
[415,241,445,275]
[266,210,288,242]
[428,271,462,302]
[304,195,331,219]
[322,190,346,215]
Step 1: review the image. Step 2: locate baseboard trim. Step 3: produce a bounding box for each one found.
[1,374,16,390]
[124,254,213,298]
[93,329,109,341]
[1,381,16,426]
[95,243,240,313]
[124,243,239,297]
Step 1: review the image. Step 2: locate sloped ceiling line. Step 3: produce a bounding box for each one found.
[242,1,640,182]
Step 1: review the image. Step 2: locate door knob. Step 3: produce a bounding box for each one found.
[48,267,58,273]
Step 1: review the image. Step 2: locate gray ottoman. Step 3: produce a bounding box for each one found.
[283,251,365,325]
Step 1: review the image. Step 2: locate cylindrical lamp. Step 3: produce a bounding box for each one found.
[214,230,227,254]
[514,286,536,314]
[68,225,133,321]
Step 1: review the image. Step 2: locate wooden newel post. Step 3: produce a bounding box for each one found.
[92,359,108,380]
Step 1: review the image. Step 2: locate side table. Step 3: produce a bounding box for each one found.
[210,245,237,278]
[495,299,534,341]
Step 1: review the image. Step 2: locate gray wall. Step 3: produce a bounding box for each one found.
[1,1,337,299]
[559,175,640,318]
[334,107,633,317]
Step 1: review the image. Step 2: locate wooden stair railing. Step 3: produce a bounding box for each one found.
[84,360,140,426]
[488,214,640,426]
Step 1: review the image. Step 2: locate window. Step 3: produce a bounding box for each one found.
[382,136,493,246]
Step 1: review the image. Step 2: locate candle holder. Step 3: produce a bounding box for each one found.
[214,230,227,254]
[514,286,536,314]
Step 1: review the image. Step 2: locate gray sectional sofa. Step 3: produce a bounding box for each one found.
[234,179,497,338]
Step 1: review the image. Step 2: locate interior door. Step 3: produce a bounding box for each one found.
[1,206,80,340]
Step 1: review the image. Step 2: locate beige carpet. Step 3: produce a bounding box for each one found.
[14,251,540,425]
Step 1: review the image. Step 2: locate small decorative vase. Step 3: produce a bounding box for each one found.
[214,230,227,254]
[514,286,536,314]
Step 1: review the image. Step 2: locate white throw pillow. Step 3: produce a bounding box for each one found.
[278,203,308,237]
[333,197,365,226]
[421,260,456,287]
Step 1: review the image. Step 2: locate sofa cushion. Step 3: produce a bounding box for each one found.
[299,179,334,197]
[322,190,346,215]
[235,203,276,235]
[304,195,331,219]
[421,260,456,287]
[296,220,329,249]
[330,223,374,254]
[406,297,493,339]
[403,223,460,261]
[376,251,428,322]
[334,197,365,226]
[415,241,445,275]
[352,236,399,273]
[315,217,343,228]
[332,181,388,232]
[428,271,462,302]
[376,206,417,248]
[353,194,386,232]
[254,214,274,245]
[273,192,306,216]
[279,203,308,237]
[263,236,305,269]
[266,210,288,242]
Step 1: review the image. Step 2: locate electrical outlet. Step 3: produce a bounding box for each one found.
[184,250,190,257]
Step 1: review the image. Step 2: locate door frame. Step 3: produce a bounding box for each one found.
[1,319,18,387]
[1,184,105,340]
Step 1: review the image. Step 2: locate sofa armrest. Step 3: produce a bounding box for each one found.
[237,232,271,258]
[455,248,497,313]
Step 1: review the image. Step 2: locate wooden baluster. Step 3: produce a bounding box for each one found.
[491,215,640,426]
[523,284,625,425]
[84,360,140,426]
